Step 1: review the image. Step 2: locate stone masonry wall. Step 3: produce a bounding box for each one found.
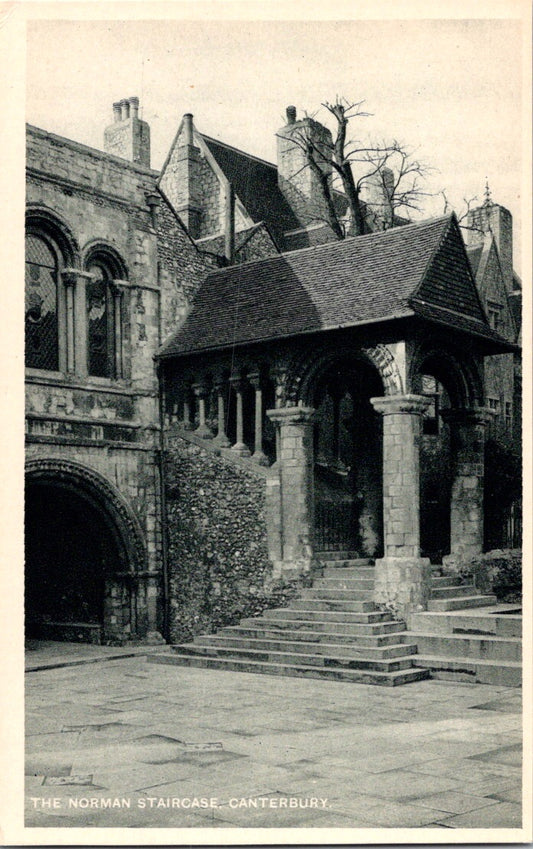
[165,434,298,643]
[156,199,216,342]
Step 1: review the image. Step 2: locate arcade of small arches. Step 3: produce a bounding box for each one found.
[162,336,492,610]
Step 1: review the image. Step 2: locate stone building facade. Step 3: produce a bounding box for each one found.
[25,101,215,644]
[24,99,520,645]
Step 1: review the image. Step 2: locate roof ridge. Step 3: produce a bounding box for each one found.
[204,214,454,277]
[203,134,277,170]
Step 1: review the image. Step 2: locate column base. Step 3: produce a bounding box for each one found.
[231,442,251,457]
[442,549,483,573]
[373,556,432,624]
[252,450,270,467]
[213,432,231,447]
[195,424,214,439]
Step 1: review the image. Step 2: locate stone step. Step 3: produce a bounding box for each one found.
[409,610,522,639]
[317,553,369,563]
[264,608,392,624]
[245,617,404,635]
[191,634,418,659]
[402,632,522,662]
[149,653,429,686]
[222,624,407,645]
[431,576,459,587]
[170,643,418,673]
[289,598,376,612]
[412,655,521,687]
[322,567,376,579]
[430,584,477,599]
[427,595,497,612]
[314,577,375,590]
[300,588,373,601]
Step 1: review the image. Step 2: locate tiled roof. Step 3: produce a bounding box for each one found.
[159,215,514,358]
[466,244,484,276]
[202,136,299,246]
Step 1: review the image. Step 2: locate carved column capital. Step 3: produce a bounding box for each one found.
[267,406,316,426]
[371,394,431,417]
[440,407,493,428]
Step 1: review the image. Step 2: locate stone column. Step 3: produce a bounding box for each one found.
[64,275,75,373]
[370,394,433,621]
[111,283,126,379]
[182,384,193,430]
[192,382,213,438]
[266,406,316,580]
[62,268,92,378]
[248,371,269,466]
[441,407,491,564]
[213,376,231,446]
[230,375,251,457]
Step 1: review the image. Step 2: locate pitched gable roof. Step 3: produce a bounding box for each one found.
[202,136,299,246]
[159,215,514,359]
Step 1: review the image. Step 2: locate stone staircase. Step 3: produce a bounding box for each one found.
[149,559,522,687]
[401,570,521,686]
[150,556,429,686]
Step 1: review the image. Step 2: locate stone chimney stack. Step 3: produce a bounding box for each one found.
[466,189,513,294]
[276,105,333,229]
[363,167,394,231]
[104,97,151,168]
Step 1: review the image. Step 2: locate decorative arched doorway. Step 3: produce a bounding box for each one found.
[410,341,487,563]
[25,460,147,643]
[301,352,384,557]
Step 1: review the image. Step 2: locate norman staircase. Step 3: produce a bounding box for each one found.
[150,558,521,687]
[151,555,428,686]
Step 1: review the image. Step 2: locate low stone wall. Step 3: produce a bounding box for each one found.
[165,435,298,643]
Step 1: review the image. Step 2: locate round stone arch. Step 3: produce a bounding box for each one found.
[409,337,485,409]
[25,458,147,573]
[82,240,129,280]
[25,204,80,267]
[25,458,148,642]
[283,341,402,407]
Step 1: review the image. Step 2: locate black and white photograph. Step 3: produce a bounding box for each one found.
[0,0,530,843]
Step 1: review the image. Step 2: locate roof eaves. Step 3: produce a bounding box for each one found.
[156,309,415,359]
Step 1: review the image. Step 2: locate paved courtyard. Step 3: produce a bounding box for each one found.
[25,645,522,831]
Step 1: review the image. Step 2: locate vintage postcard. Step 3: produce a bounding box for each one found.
[0,0,531,844]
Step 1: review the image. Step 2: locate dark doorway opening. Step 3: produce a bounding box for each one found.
[25,480,122,643]
[313,357,383,557]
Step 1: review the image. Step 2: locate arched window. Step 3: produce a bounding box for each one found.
[25,233,60,370]
[86,258,117,378]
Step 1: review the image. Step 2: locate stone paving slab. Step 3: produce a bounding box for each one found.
[24,655,524,831]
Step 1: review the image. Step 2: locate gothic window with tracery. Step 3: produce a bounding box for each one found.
[25,234,60,370]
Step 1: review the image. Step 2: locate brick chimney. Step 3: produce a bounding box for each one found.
[466,188,513,294]
[276,106,333,229]
[104,97,151,168]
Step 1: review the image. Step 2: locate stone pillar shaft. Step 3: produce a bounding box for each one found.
[442,408,491,560]
[370,394,432,622]
[192,383,213,439]
[249,372,269,466]
[112,288,123,379]
[213,379,231,446]
[266,406,316,579]
[64,279,75,373]
[230,377,251,456]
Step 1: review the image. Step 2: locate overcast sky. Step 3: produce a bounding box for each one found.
[25,12,525,271]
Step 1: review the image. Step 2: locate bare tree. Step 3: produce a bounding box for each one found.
[280,97,436,238]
